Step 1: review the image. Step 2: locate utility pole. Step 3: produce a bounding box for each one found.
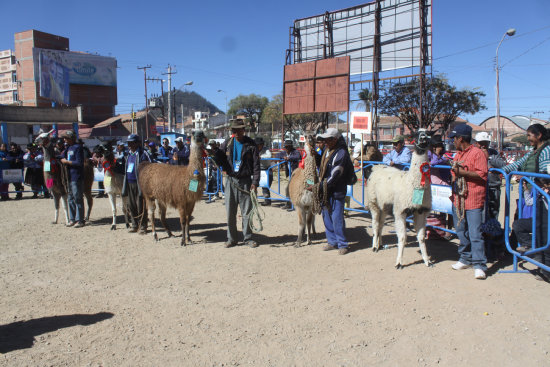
[137,65,151,139]
[131,104,135,133]
[181,104,185,134]
[162,65,177,132]
[146,77,165,131]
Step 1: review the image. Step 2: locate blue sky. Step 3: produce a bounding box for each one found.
[2,0,549,125]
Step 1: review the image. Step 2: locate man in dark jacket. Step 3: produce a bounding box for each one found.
[212,118,261,248]
[122,134,152,234]
[317,128,352,255]
[60,130,85,227]
[8,142,25,199]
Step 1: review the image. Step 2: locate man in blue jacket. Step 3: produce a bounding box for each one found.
[317,128,353,255]
[60,130,85,227]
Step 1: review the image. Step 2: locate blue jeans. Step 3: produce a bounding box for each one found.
[453,207,487,270]
[322,197,348,249]
[68,179,84,223]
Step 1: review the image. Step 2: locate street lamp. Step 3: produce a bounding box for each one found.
[180,81,193,133]
[495,27,516,151]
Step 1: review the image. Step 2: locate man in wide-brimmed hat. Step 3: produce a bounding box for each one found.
[211,118,261,248]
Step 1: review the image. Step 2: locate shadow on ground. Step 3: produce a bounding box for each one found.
[0,312,114,353]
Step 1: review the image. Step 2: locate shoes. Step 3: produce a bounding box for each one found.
[246,241,258,248]
[128,227,138,233]
[452,261,471,270]
[474,269,486,279]
[66,221,76,227]
[323,244,336,251]
[338,248,349,255]
[32,194,38,198]
[138,229,147,235]
[73,222,85,228]
[224,241,237,248]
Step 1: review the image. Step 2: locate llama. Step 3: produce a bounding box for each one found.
[365,129,432,268]
[288,135,319,246]
[96,145,128,230]
[138,130,207,246]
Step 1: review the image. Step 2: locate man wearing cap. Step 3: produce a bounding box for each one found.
[172,137,190,166]
[211,118,261,248]
[383,136,411,170]
[255,137,273,206]
[449,123,489,279]
[122,134,152,234]
[317,128,353,255]
[158,138,173,163]
[474,132,506,221]
[60,130,85,227]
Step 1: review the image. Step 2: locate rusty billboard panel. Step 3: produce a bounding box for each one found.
[283,56,349,115]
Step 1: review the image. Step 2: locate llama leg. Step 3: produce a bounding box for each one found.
[295,207,305,247]
[148,199,158,241]
[370,207,383,252]
[109,194,117,230]
[84,190,93,222]
[158,202,172,237]
[414,213,432,266]
[185,214,192,244]
[61,194,70,225]
[394,213,407,269]
[179,208,187,246]
[306,210,313,245]
[122,196,130,228]
[53,194,60,224]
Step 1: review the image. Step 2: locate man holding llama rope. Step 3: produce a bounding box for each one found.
[60,130,85,228]
[212,118,261,248]
[122,134,152,234]
[449,123,489,279]
[317,128,352,255]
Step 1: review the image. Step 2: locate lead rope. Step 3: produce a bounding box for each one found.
[228,178,265,233]
[451,160,467,225]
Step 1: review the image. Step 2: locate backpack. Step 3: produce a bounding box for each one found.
[344,153,358,186]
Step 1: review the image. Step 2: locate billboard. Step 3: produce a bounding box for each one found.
[291,0,432,75]
[39,51,70,104]
[35,48,117,87]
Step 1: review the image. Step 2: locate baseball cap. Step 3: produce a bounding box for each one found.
[475,132,491,142]
[62,130,76,139]
[127,134,141,143]
[391,135,404,143]
[449,123,472,138]
[284,139,294,147]
[318,128,340,140]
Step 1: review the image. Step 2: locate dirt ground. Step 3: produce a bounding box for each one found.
[0,187,549,366]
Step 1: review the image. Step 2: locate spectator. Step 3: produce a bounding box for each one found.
[147,141,158,161]
[60,130,85,228]
[280,140,301,210]
[428,139,451,185]
[206,140,220,200]
[92,145,106,198]
[502,124,550,219]
[255,137,273,206]
[449,123,489,279]
[172,137,190,166]
[8,142,25,199]
[212,118,261,248]
[383,136,411,170]
[351,139,363,166]
[114,141,126,160]
[474,132,506,221]
[0,143,11,200]
[122,134,152,234]
[315,137,325,168]
[158,138,172,163]
[23,143,48,198]
[317,128,353,255]
[55,139,66,156]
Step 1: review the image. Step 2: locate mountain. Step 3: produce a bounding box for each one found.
[149,90,223,119]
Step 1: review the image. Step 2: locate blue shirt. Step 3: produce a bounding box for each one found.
[64,144,83,182]
[233,140,243,172]
[383,146,412,168]
[126,152,138,182]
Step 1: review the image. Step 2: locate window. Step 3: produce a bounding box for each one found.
[13,91,18,101]
[11,71,16,83]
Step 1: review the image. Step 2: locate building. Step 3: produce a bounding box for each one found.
[0,50,17,105]
[480,115,548,144]
[11,30,117,125]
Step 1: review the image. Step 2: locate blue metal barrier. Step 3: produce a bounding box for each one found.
[501,171,550,274]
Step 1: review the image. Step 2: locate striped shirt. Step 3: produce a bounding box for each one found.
[451,145,488,210]
[502,144,550,175]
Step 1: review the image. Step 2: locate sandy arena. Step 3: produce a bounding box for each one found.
[0,190,549,366]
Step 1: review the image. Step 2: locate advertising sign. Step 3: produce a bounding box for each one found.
[431,184,452,214]
[35,48,117,87]
[350,111,372,134]
[39,51,70,104]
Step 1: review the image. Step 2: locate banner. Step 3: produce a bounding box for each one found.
[350,111,372,134]
[39,52,70,104]
[1,169,24,183]
[35,48,117,87]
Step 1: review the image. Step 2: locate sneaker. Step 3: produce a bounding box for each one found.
[73,222,85,228]
[338,248,349,255]
[224,241,237,248]
[452,261,471,270]
[246,241,258,248]
[323,244,336,251]
[128,227,138,233]
[66,221,76,227]
[474,269,486,279]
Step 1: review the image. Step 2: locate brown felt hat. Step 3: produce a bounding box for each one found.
[229,118,246,129]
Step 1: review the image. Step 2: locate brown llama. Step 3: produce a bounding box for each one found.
[138,130,207,246]
[288,135,320,246]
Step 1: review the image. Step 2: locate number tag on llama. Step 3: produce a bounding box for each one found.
[189,179,199,192]
[306,179,314,186]
[104,175,112,187]
[44,160,51,172]
[412,188,424,205]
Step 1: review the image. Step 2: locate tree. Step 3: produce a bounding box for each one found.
[357,88,372,112]
[511,134,529,147]
[228,94,269,131]
[377,76,486,135]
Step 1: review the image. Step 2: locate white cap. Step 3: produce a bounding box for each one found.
[475,132,491,142]
[175,137,184,143]
[318,128,341,140]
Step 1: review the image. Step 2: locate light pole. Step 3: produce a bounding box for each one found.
[181,81,193,133]
[495,28,516,151]
[217,89,228,124]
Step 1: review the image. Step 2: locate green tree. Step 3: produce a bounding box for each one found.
[357,88,372,112]
[511,134,529,146]
[228,94,269,131]
[377,76,486,134]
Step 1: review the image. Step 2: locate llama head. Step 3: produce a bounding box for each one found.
[304,135,316,156]
[414,129,430,153]
[191,130,206,146]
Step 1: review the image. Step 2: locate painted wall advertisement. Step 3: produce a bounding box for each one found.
[39,51,70,104]
[35,48,117,87]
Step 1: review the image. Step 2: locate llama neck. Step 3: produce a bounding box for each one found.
[303,146,317,181]
[188,142,203,171]
[409,150,429,188]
